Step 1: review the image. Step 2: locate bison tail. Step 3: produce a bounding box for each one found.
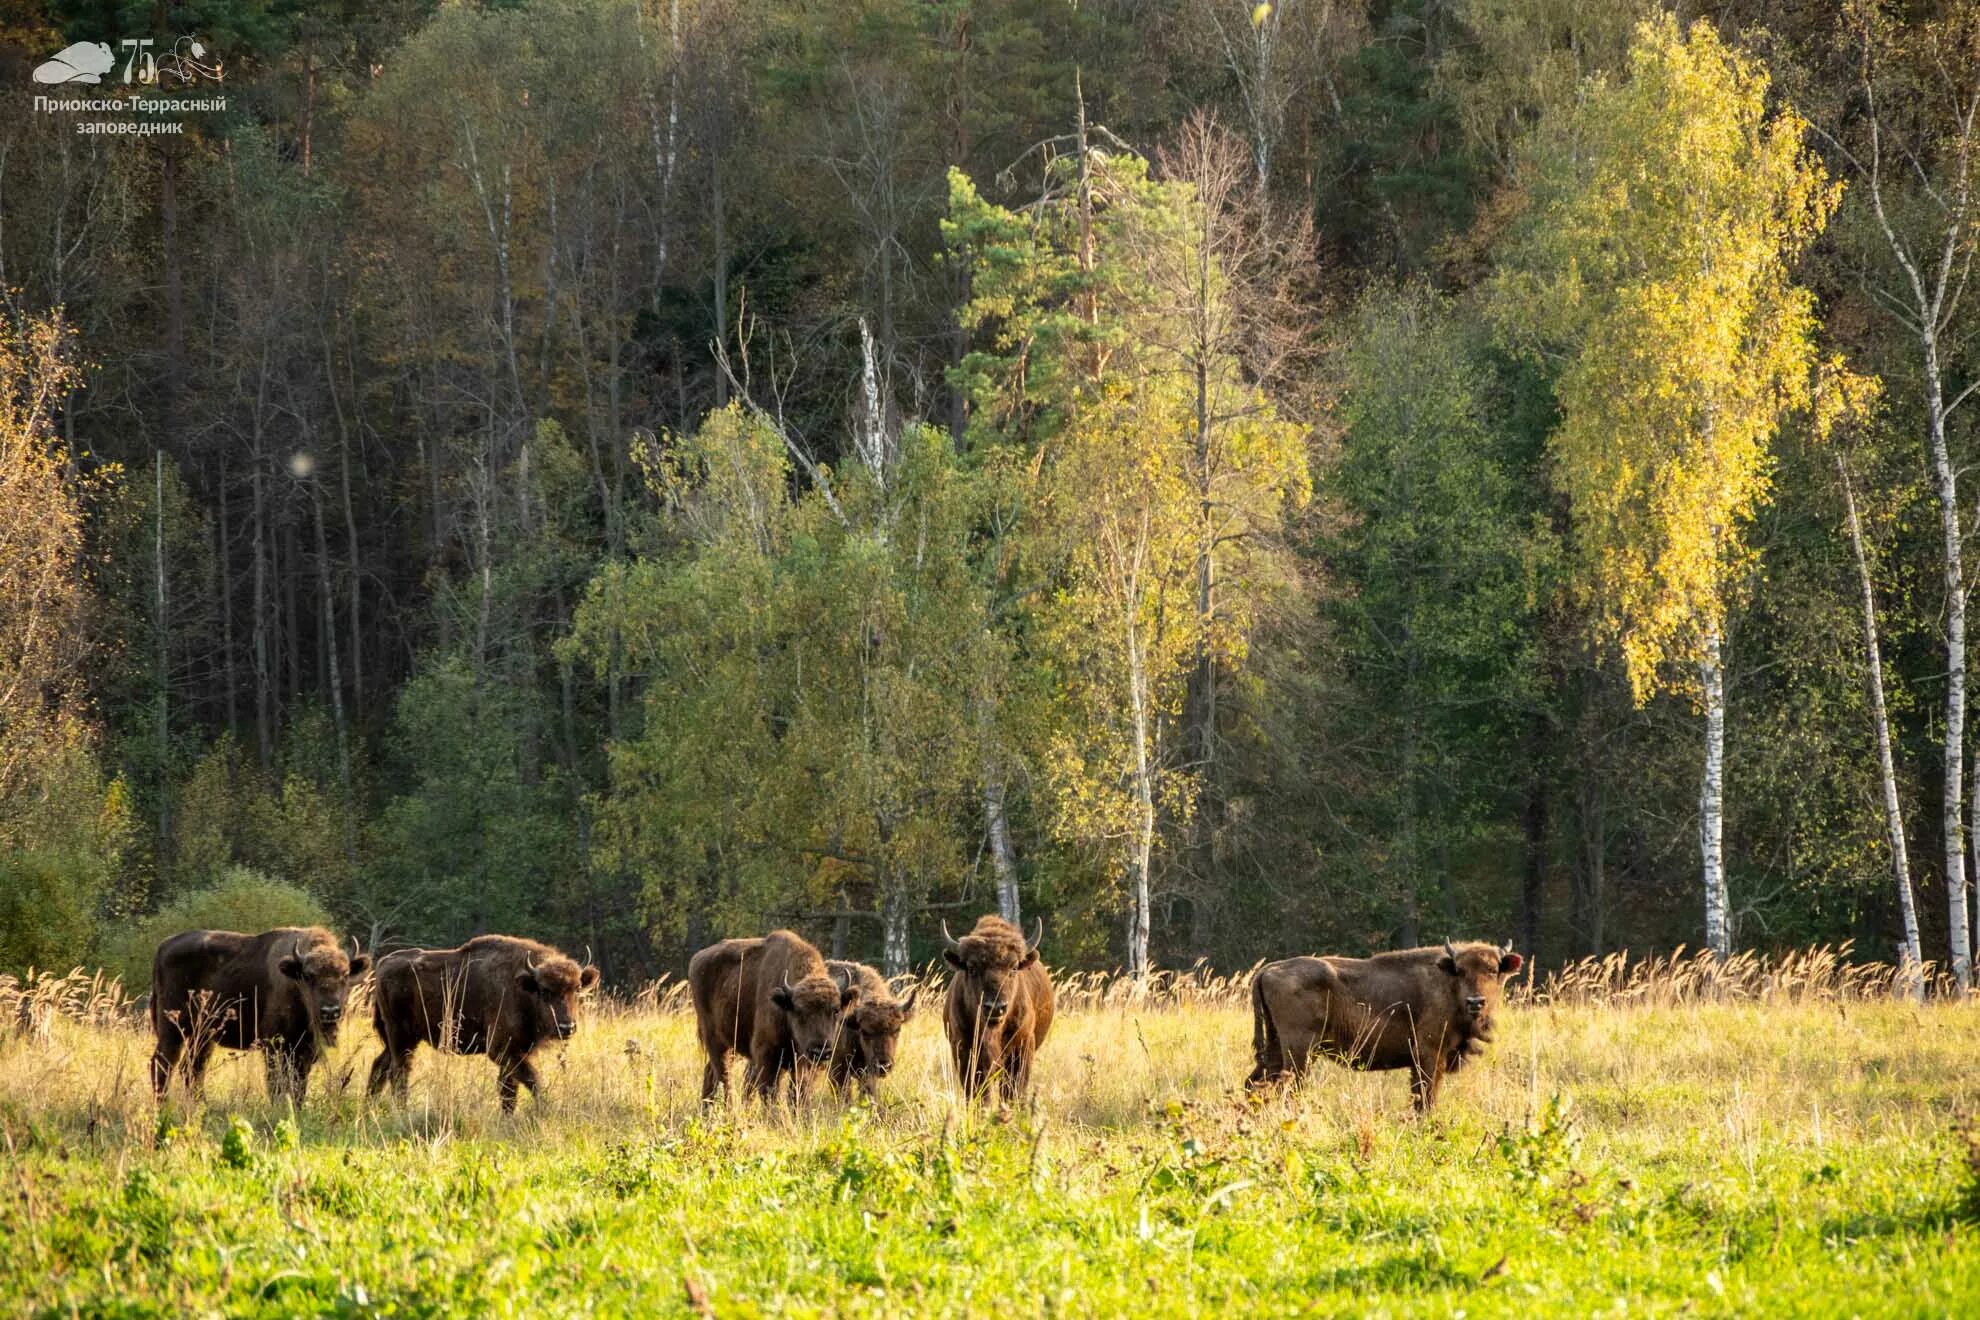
[1248,972,1284,1085]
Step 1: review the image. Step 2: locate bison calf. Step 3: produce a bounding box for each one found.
[1248,940,1523,1111]
[150,926,370,1105]
[366,935,599,1112]
[688,930,854,1103]
[824,960,917,1098]
[942,915,1053,1102]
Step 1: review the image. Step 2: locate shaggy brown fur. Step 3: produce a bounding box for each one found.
[942,915,1054,1102]
[688,931,855,1103]
[824,960,917,1097]
[365,935,599,1112]
[149,926,369,1104]
[1247,941,1523,1111]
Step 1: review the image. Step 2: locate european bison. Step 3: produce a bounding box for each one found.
[942,915,1053,1101]
[824,959,918,1097]
[365,935,599,1112]
[688,930,855,1103]
[1247,940,1523,1111]
[149,926,370,1104]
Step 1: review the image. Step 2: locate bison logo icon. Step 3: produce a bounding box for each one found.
[34,41,115,84]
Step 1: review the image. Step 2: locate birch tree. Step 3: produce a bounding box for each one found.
[1819,2,1980,988]
[1493,15,1840,956]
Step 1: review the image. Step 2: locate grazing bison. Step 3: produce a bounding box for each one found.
[942,915,1053,1102]
[150,926,370,1104]
[1247,940,1523,1111]
[824,960,918,1098]
[688,930,855,1103]
[366,935,599,1112]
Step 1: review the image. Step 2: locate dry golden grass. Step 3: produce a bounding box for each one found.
[2,946,1977,1315]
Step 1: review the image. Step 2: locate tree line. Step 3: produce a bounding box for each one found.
[3,0,1978,989]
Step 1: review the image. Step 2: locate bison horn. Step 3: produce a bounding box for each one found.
[1444,940,1459,962]
[1027,917,1044,952]
[940,920,960,950]
[349,935,361,963]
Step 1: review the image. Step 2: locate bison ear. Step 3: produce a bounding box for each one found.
[516,968,539,994]
[1019,949,1039,969]
[348,954,372,977]
[840,984,860,1009]
[1437,953,1458,976]
[899,986,919,1018]
[279,955,306,980]
[943,949,965,970]
[580,965,601,991]
[1499,951,1524,975]
[771,985,796,1012]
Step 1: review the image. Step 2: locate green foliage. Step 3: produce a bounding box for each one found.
[574,408,994,960]
[95,866,330,989]
[1324,285,1556,933]
[1492,14,1838,701]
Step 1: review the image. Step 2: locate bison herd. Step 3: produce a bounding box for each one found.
[147,916,1522,1116]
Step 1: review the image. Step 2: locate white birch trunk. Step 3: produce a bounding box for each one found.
[1930,341,1974,990]
[1126,615,1154,984]
[882,884,910,979]
[1699,625,1729,957]
[1841,458,1924,992]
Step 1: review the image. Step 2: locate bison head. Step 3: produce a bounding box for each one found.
[279,935,371,1043]
[516,953,601,1040]
[943,916,1040,1028]
[845,983,918,1077]
[1436,940,1522,1030]
[773,973,858,1065]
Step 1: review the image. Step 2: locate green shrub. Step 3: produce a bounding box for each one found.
[97,866,330,989]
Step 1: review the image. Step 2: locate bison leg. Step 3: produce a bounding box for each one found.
[263,1043,305,1106]
[744,1047,788,1104]
[1408,1062,1443,1113]
[496,1056,540,1113]
[150,1015,187,1099]
[998,1053,1030,1105]
[367,1047,414,1101]
[700,1051,729,1104]
[183,1038,217,1103]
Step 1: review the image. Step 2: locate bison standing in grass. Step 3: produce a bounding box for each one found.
[824,960,918,1098]
[1247,940,1523,1112]
[689,930,857,1103]
[150,926,370,1104]
[366,935,599,1112]
[942,915,1053,1102]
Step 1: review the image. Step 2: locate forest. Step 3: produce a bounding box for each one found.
[4,0,1980,990]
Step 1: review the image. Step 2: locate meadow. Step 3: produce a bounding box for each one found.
[2,950,1978,1318]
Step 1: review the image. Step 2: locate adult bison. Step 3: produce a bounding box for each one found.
[942,915,1053,1102]
[365,935,599,1112]
[688,930,857,1103]
[1247,940,1523,1111]
[149,926,370,1104]
[824,960,918,1098]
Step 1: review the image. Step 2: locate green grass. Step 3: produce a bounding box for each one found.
[2,978,1977,1316]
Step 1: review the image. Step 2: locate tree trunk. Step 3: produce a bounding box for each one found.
[1126,621,1154,983]
[1699,625,1729,956]
[882,883,911,978]
[1925,337,1974,989]
[154,450,169,860]
[1519,722,1547,966]
[313,485,354,863]
[251,450,273,769]
[985,768,1020,924]
[219,463,237,739]
[1839,457,1923,993]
